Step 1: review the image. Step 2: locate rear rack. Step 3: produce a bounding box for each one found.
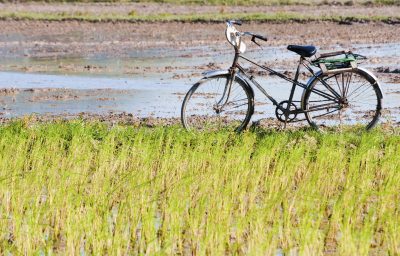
[311,50,367,74]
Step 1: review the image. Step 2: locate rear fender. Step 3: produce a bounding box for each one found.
[358,67,384,100]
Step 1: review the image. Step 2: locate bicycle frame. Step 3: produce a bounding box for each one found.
[220,49,343,119]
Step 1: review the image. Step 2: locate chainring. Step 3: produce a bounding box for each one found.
[275,101,298,123]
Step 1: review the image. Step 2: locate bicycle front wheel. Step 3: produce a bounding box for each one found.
[302,68,382,131]
[181,74,254,132]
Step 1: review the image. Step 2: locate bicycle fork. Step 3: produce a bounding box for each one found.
[214,68,236,113]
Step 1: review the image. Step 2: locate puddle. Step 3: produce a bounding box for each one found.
[0,71,188,118]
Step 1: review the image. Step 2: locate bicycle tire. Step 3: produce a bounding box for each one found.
[302,68,382,130]
[181,74,254,132]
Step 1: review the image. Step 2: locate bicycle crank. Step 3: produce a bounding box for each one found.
[275,101,298,123]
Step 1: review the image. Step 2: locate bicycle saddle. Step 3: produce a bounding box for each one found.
[287,45,317,57]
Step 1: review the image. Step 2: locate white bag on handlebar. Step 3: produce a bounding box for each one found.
[225,25,246,53]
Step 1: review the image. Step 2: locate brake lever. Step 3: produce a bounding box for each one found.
[251,36,263,49]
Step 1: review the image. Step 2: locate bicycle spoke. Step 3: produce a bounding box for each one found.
[319,77,342,99]
[227,102,249,110]
[334,75,343,96]
[348,85,374,102]
[227,98,249,104]
[346,80,370,98]
[344,72,353,97]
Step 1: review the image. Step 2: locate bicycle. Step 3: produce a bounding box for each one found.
[181,20,383,132]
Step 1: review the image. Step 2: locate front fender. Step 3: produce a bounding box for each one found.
[202,69,230,78]
[201,70,255,99]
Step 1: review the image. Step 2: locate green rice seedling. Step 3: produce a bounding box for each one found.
[0,121,399,254]
[0,11,399,24]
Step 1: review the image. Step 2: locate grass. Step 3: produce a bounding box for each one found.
[0,10,399,23]
[0,120,399,254]
[2,0,400,6]
[134,0,400,5]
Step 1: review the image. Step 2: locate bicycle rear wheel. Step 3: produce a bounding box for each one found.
[302,68,382,131]
[181,74,254,132]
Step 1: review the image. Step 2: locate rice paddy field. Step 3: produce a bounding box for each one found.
[0,121,399,255]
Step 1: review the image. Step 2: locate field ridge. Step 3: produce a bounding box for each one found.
[1,11,400,24]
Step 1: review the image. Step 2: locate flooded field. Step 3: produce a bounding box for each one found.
[0,19,399,125]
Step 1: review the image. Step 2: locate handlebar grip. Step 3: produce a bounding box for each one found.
[253,34,268,42]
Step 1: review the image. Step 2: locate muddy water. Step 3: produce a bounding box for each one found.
[0,42,399,123]
[0,71,187,118]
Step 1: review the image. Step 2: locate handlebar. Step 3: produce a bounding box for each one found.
[242,32,268,42]
[227,20,268,45]
[253,34,268,42]
[225,20,268,52]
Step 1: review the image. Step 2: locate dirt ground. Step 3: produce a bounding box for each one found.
[1,20,400,58]
[1,3,399,66]
[1,19,399,78]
